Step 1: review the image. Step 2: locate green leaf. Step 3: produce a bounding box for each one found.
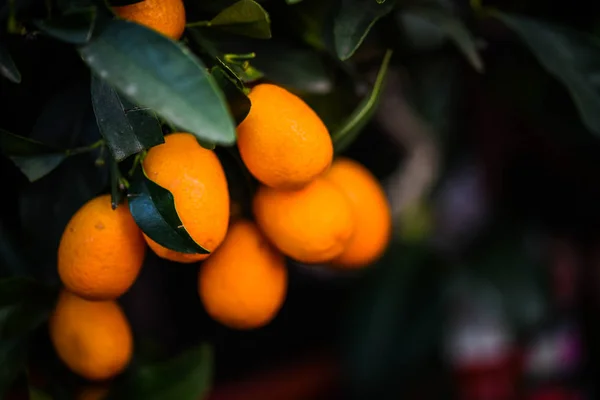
[207,0,271,39]
[0,277,58,340]
[210,67,251,125]
[91,75,164,162]
[107,343,213,400]
[491,12,600,137]
[332,49,392,153]
[34,6,97,44]
[333,0,396,60]
[400,7,483,72]
[79,20,237,145]
[250,42,332,94]
[109,154,125,209]
[0,43,21,83]
[128,169,210,255]
[109,0,144,5]
[0,129,67,182]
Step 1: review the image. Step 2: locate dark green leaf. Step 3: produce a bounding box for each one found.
[341,245,445,397]
[251,42,332,94]
[332,49,392,153]
[210,67,251,125]
[109,154,125,209]
[79,20,237,145]
[0,129,67,182]
[107,343,213,400]
[400,7,483,72]
[286,0,303,3]
[208,0,271,39]
[91,75,164,162]
[405,54,461,141]
[333,0,396,60]
[0,277,58,340]
[0,43,21,83]
[128,169,210,255]
[491,11,600,137]
[34,6,97,44]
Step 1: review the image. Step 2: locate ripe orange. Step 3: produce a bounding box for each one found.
[113,0,186,40]
[58,194,145,300]
[236,84,333,189]
[142,133,230,263]
[49,290,133,381]
[324,158,392,268]
[253,177,355,263]
[198,220,287,329]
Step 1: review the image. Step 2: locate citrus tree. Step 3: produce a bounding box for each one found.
[1,0,600,398]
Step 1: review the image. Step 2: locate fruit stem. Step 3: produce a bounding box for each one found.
[65,139,105,157]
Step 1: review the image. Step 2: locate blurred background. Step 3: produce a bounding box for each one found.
[3,0,600,398]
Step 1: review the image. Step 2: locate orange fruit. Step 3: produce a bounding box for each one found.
[253,177,355,263]
[198,220,287,329]
[113,0,186,40]
[49,290,133,381]
[142,133,230,263]
[237,84,333,189]
[58,194,145,300]
[324,158,392,268]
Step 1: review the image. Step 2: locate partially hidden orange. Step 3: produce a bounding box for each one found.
[324,157,392,268]
[199,220,287,329]
[113,0,186,40]
[142,133,230,263]
[253,177,355,263]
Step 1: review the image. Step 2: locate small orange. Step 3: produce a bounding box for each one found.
[142,133,230,263]
[49,290,133,381]
[237,84,333,189]
[253,177,355,263]
[58,194,145,300]
[325,158,391,268]
[113,0,186,40]
[199,220,287,329]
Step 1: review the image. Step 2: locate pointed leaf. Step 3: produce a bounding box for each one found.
[79,20,237,145]
[0,129,67,181]
[333,0,396,60]
[492,12,600,136]
[128,169,209,255]
[91,75,164,161]
[210,66,250,125]
[400,7,483,72]
[208,0,271,39]
[34,6,97,44]
[0,43,21,83]
[107,343,213,400]
[332,50,392,153]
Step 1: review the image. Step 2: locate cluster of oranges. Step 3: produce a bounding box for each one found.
[48,0,391,386]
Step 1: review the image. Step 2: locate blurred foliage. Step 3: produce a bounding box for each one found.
[0,0,600,397]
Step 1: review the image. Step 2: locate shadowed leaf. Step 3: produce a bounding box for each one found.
[80,20,236,145]
[128,169,209,255]
[492,11,600,137]
[107,343,213,400]
[333,0,396,60]
[332,50,392,153]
